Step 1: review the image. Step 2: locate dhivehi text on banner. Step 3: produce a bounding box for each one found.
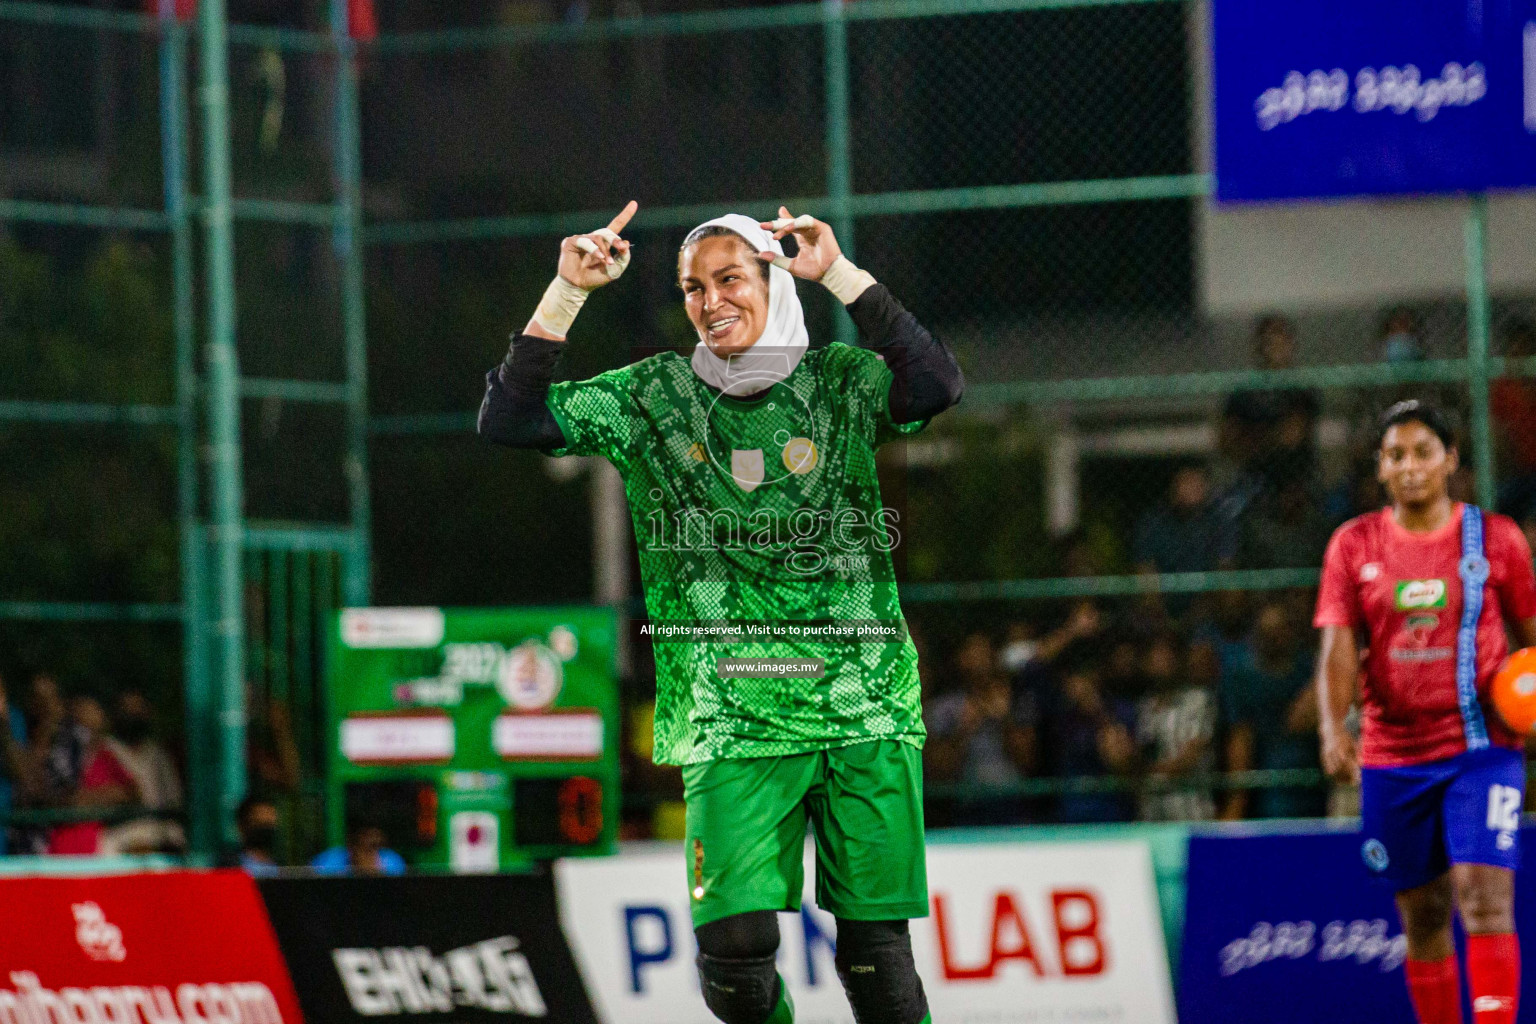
[1212,0,1536,201]
[1179,825,1536,1024]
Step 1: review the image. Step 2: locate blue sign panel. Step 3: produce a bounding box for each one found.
[1212,0,1536,201]
[1179,826,1536,1023]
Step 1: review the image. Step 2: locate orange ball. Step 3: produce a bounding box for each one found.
[1492,647,1536,735]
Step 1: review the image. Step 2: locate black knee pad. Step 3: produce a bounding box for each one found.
[696,912,783,1024]
[697,910,781,959]
[695,951,782,1024]
[834,919,930,1024]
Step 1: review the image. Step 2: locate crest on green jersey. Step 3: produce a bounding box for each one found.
[730,449,765,492]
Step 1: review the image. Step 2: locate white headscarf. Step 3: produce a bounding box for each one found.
[686,213,810,397]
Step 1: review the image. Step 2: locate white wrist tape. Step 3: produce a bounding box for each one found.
[767,215,816,271]
[531,274,590,338]
[575,227,631,281]
[819,255,878,305]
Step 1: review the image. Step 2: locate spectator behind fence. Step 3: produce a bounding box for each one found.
[925,632,1038,824]
[1193,589,1251,679]
[1133,467,1235,622]
[27,673,84,811]
[1375,306,1461,413]
[1220,314,1320,491]
[47,695,140,855]
[1056,527,1110,579]
[1100,637,1143,700]
[237,796,282,877]
[1002,601,1107,699]
[311,820,406,876]
[1135,633,1217,821]
[999,621,1040,675]
[104,691,186,854]
[1236,476,1333,570]
[0,673,28,854]
[1135,465,1232,575]
[1220,602,1323,821]
[1492,316,1536,516]
[1044,660,1136,823]
[248,690,301,796]
[1379,305,1428,364]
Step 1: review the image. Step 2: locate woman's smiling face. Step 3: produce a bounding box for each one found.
[680,233,770,357]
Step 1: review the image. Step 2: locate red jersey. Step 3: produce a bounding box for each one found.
[1314,503,1536,767]
[47,744,137,855]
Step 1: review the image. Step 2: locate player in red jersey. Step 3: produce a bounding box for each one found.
[1316,400,1536,1024]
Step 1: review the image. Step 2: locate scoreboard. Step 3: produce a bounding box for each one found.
[324,606,619,869]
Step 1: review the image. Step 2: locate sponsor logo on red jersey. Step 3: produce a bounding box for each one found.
[1394,579,1448,610]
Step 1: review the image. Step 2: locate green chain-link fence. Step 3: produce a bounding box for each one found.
[3,0,1533,853]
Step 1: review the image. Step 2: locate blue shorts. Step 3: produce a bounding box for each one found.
[1359,746,1525,891]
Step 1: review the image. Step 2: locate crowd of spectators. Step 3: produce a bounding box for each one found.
[0,668,403,873]
[0,670,185,856]
[918,592,1323,827]
[917,307,1536,827]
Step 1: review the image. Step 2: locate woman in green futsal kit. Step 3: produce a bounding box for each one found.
[480,199,963,1024]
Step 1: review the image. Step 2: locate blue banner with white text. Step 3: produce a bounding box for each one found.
[1180,826,1536,1023]
[1212,0,1536,201]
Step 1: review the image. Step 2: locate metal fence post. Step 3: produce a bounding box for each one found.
[1465,194,1495,510]
[158,2,214,858]
[196,0,247,851]
[822,0,855,348]
[330,0,372,608]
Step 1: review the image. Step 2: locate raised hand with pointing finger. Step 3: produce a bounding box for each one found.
[560,200,637,291]
[479,198,966,1024]
[757,205,877,306]
[526,200,638,340]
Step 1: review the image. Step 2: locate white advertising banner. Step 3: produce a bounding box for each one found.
[556,840,1175,1024]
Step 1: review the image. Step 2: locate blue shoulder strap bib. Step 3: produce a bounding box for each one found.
[1456,505,1491,750]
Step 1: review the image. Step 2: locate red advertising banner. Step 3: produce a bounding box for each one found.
[0,870,304,1024]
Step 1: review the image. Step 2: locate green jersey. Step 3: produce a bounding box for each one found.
[546,342,927,765]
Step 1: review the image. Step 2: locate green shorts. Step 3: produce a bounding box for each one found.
[681,738,928,929]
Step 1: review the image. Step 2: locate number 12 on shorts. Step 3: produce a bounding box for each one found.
[1487,784,1521,842]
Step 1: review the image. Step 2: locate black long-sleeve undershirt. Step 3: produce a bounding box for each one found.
[477,283,964,451]
[850,281,965,423]
[477,329,567,451]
